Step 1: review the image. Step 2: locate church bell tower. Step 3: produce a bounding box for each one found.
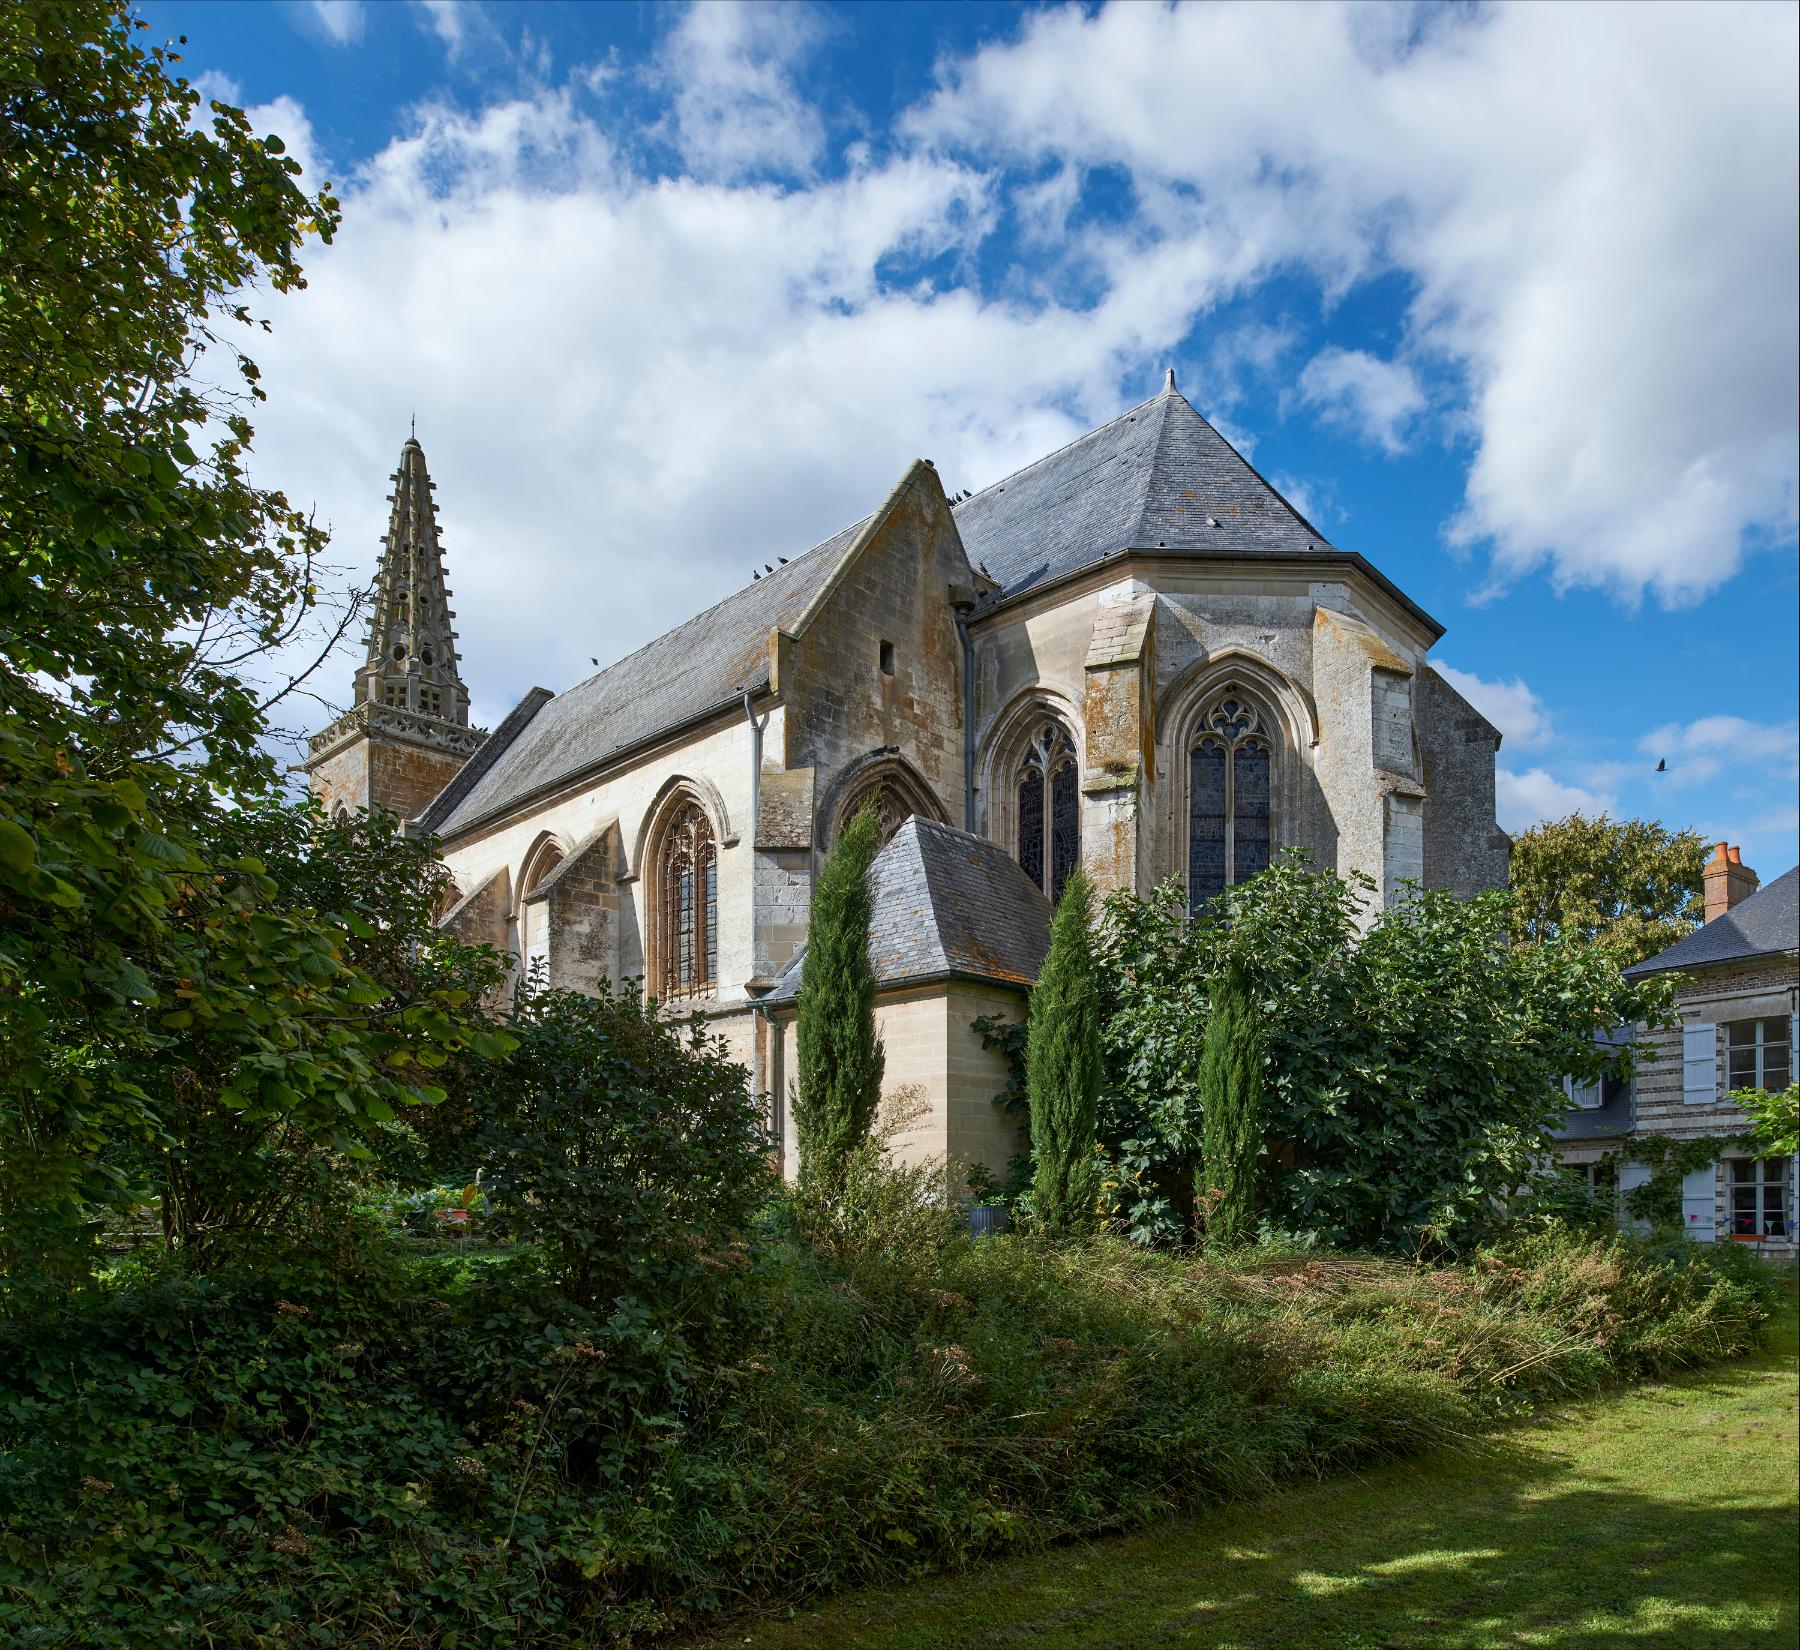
[305,435,487,820]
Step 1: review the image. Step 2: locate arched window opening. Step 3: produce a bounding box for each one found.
[660,802,718,1001]
[519,841,565,984]
[842,783,907,844]
[1188,690,1273,910]
[1015,720,1080,901]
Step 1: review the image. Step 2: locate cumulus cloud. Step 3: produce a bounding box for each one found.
[909,0,1799,604]
[1429,660,1552,750]
[1296,347,1424,455]
[225,0,1797,744]
[1496,767,1616,834]
[1638,715,1800,790]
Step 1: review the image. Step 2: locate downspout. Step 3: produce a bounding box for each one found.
[742,688,769,1149]
[953,605,976,832]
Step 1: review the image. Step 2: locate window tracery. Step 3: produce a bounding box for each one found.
[1015,720,1080,901]
[659,801,718,1001]
[1187,689,1273,910]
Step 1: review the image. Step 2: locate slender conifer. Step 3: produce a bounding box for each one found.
[794,803,885,1191]
[1027,868,1102,1235]
[1198,961,1264,1247]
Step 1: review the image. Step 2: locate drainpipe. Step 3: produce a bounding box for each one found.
[953,606,976,832]
[742,689,767,1119]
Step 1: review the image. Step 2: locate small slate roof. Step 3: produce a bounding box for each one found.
[762,816,1052,1005]
[1624,866,1800,978]
[433,516,868,835]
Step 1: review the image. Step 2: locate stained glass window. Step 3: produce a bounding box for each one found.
[1187,690,1274,912]
[660,802,717,1001]
[1016,720,1079,897]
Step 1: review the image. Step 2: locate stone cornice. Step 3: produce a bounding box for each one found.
[306,700,489,765]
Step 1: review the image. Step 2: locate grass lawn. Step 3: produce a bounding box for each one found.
[690,1289,1798,1650]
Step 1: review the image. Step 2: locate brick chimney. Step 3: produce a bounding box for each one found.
[1703,842,1759,924]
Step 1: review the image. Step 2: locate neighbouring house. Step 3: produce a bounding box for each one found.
[1575,847,1799,1254]
[306,374,1511,1178]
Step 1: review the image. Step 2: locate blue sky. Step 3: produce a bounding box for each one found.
[144,0,1799,873]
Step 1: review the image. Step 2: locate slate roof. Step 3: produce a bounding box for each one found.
[429,377,1438,840]
[1623,867,1800,978]
[761,817,1052,1005]
[953,380,1330,605]
[431,515,869,835]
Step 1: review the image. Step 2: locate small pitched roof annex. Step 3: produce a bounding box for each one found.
[761,816,1052,1006]
[1623,866,1800,978]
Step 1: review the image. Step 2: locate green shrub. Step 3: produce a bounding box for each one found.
[794,804,885,1193]
[1197,960,1263,1247]
[1027,869,1103,1235]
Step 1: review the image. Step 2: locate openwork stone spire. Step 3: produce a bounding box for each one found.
[356,437,470,726]
[305,435,486,820]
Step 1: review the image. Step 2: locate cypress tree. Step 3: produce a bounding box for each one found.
[794,803,885,1191]
[1198,960,1264,1248]
[1027,868,1103,1236]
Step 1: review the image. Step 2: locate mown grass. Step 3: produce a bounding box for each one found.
[692,1286,1799,1650]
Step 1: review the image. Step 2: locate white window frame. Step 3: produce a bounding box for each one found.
[1726,1156,1793,1241]
[1562,1074,1604,1110]
[1724,1016,1793,1093]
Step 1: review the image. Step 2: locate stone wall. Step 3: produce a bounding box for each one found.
[1415,665,1511,898]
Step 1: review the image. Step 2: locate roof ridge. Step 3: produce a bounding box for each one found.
[958,388,1167,505]
[1127,392,1180,547]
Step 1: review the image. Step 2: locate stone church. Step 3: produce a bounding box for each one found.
[307,372,1510,1178]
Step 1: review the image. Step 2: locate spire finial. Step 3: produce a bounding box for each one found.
[1163,366,1178,395]
[409,410,416,442]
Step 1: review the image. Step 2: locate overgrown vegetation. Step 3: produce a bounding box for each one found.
[1091,863,1678,1250]
[0,1204,1775,1648]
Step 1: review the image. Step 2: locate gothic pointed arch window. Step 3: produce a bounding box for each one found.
[1187,688,1274,910]
[659,801,718,1002]
[1015,719,1080,901]
[519,837,565,984]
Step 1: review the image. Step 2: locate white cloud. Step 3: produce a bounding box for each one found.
[1638,715,1800,790]
[416,1,465,58]
[1496,767,1616,834]
[307,1,365,47]
[244,94,322,184]
[1296,347,1423,455]
[656,1,828,182]
[1430,660,1552,750]
[234,90,1140,730]
[909,0,1799,605]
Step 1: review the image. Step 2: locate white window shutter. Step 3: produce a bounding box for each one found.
[1617,1162,1653,1231]
[1680,1163,1717,1241]
[1682,1022,1717,1105]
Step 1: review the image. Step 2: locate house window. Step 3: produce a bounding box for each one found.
[1562,1074,1604,1110]
[1015,720,1079,901]
[1725,1017,1792,1092]
[1188,690,1273,910]
[1728,1158,1791,1239]
[660,801,718,1002]
[1563,1160,1616,1197]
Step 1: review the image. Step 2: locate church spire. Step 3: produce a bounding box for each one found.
[355,435,470,727]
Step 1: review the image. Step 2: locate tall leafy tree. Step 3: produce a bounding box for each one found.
[1027,869,1102,1236]
[0,5,507,1277]
[1197,961,1263,1248]
[1509,814,1705,968]
[794,804,885,1191]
